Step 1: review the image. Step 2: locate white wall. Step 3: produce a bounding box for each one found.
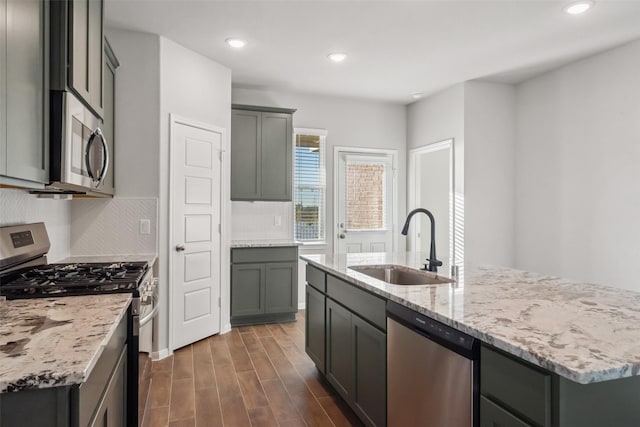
[406,84,465,263]
[464,81,516,266]
[0,189,71,262]
[515,39,640,291]
[159,37,232,348]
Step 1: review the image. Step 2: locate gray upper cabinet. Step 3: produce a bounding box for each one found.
[0,0,49,185]
[69,0,104,117]
[51,0,105,119]
[100,38,119,195]
[231,105,295,201]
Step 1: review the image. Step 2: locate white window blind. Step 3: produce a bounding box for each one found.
[294,132,326,242]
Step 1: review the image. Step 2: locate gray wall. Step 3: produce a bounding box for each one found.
[515,39,640,291]
[104,29,160,198]
[406,84,465,262]
[464,81,516,267]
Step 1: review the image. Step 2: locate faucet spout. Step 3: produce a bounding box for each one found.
[401,208,443,273]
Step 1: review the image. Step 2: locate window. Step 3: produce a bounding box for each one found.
[346,161,386,230]
[294,130,326,242]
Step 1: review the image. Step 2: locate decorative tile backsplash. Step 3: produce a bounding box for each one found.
[70,198,158,256]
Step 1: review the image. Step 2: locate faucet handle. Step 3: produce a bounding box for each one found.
[426,258,443,267]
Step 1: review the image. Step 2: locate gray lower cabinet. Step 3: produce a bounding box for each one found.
[230,105,294,201]
[0,309,128,427]
[480,344,640,427]
[230,247,298,326]
[0,0,49,186]
[305,264,386,427]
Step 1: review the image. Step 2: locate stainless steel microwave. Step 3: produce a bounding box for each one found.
[48,91,113,195]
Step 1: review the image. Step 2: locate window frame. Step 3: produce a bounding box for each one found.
[293,128,327,244]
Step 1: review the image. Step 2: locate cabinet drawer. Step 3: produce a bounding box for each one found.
[306,264,326,293]
[232,247,298,263]
[326,275,386,331]
[480,396,532,427]
[481,346,551,427]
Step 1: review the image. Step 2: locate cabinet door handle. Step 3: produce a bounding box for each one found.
[176,244,185,252]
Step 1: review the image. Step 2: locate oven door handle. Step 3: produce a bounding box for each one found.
[140,294,159,327]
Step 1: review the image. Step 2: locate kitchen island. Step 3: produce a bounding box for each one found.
[302,252,640,426]
[0,294,131,426]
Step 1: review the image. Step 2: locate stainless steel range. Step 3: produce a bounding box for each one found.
[0,222,157,427]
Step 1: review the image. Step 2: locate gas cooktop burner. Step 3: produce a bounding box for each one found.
[0,261,149,299]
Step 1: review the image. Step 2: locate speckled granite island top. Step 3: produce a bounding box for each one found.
[231,239,301,248]
[301,252,640,384]
[0,294,131,393]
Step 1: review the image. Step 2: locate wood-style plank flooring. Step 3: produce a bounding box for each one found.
[140,311,363,427]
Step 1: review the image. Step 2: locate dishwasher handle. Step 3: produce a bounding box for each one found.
[386,300,479,360]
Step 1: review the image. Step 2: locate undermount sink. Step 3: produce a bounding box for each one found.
[348,264,454,286]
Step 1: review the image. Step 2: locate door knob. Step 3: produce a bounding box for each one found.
[339,233,346,239]
[176,244,185,252]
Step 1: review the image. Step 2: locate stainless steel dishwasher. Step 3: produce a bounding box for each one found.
[387,300,479,426]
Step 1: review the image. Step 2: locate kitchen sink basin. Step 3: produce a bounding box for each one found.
[348,264,454,286]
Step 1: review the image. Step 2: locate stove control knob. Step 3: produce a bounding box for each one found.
[176,244,186,252]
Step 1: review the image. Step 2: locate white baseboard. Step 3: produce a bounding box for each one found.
[298,302,306,310]
[151,348,171,361]
[221,323,232,334]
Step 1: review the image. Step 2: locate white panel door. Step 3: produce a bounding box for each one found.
[336,151,394,254]
[172,119,223,350]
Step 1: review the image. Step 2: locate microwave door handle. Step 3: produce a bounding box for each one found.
[96,129,109,187]
[84,128,109,186]
[85,129,98,181]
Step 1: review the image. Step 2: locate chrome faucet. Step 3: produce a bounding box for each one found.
[401,208,443,273]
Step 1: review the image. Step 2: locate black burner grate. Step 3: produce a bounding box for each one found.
[0,262,148,299]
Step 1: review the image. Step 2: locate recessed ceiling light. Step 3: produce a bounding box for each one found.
[412,92,423,100]
[327,53,347,63]
[564,1,594,15]
[225,38,246,48]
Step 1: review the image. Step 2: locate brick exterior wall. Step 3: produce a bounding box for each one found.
[347,163,384,229]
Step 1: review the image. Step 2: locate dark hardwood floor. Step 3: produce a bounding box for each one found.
[139,311,363,426]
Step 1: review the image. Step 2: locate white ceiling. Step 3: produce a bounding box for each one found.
[105,0,640,104]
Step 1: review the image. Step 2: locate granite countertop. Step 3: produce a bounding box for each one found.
[0,294,132,393]
[231,239,301,248]
[301,252,640,384]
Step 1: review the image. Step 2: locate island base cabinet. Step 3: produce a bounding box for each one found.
[352,315,386,427]
[481,396,532,427]
[481,344,640,427]
[325,298,386,427]
[305,284,326,373]
[326,299,353,398]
